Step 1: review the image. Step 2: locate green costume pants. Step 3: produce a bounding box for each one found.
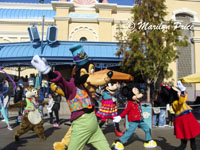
[68,112,111,150]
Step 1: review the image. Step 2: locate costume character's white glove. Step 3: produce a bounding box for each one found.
[31,55,51,74]
[176,80,186,92]
[112,97,117,102]
[113,116,121,123]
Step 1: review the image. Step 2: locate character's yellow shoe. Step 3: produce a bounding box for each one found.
[53,142,66,150]
[111,141,124,150]
[144,140,157,148]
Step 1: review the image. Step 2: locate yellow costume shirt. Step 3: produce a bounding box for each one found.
[172,92,192,117]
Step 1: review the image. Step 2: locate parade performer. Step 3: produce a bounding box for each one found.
[31,44,113,150]
[0,80,10,119]
[112,86,157,150]
[0,68,17,129]
[53,125,72,150]
[0,95,12,130]
[96,82,123,136]
[9,86,47,141]
[170,81,200,150]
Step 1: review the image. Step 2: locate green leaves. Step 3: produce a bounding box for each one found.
[115,0,188,87]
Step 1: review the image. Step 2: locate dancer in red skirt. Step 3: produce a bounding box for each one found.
[171,81,200,150]
[96,82,123,136]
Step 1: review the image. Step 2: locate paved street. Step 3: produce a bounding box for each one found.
[0,112,200,150]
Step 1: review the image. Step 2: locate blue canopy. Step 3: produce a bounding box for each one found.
[0,41,122,68]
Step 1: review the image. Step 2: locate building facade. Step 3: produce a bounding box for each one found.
[0,0,200,101]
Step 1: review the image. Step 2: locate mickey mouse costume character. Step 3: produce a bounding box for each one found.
[31,44,113,150]
[171,81,200,150]
[96,82,123,136]
[111,86,157,150]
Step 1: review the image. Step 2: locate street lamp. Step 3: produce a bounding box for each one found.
[46,26,58,44]
[28,16,57,86]
[27,25,40,43]
[27,16,58,47]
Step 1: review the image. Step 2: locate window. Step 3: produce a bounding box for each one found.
[176,13,194,81]
[80,37,87,42]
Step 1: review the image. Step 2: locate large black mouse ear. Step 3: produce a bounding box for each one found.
[169,87,179,103]
[121,86,129,97]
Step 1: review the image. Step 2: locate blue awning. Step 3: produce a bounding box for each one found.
[0,41,122,67]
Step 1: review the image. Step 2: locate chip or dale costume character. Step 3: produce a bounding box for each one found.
[9,86,46,141]
[31,44,113,150]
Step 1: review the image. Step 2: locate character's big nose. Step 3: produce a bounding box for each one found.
[107,71,113,78]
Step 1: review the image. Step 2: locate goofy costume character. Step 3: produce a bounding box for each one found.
[31,44,113,150]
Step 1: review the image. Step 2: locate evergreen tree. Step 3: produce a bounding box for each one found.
[115,0,188,101]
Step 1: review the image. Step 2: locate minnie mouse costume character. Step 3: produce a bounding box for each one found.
[31,44,113,150]
[171,81,200,150]
[96,82,123,136]
[111,86,157,150]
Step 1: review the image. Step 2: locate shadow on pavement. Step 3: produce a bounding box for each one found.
[156,136,177,150]
[1,126,60,150]
[59,119,70,125]
[102,124,115,135]
[2,139,28,150]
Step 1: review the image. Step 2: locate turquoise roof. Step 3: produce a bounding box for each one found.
[0,41,122,67]
[0,8,55,19]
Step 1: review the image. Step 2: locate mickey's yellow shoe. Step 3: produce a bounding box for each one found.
[144,140,157,148]
[111,141,124,150]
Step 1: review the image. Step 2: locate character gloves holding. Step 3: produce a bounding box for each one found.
[113,116,121,123]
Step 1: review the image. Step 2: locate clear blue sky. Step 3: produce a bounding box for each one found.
[1,0,134,6]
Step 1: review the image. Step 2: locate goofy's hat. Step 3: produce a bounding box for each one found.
[69,44,88,66]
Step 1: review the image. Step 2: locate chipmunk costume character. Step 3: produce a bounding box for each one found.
[31,44,113,150]
[9,86,46,141]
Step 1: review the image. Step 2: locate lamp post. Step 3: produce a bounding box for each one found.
[28,16,57,87]
[41,15,45,54]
